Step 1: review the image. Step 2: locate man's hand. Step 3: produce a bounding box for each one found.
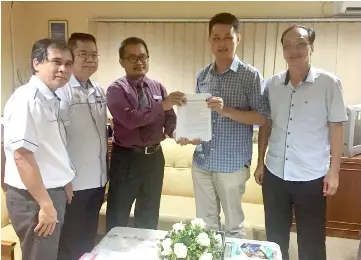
[162,91,186,111]
[176,138,202,146]
[207,97,224,115]
[64,182,73,204]
[34,203,58,237]
[323,170,339,196]
[254,165,264,186]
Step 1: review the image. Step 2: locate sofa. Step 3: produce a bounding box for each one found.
[98,137,266,240]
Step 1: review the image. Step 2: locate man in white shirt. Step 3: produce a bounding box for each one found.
[256,25,347,260]
[3,38,75,260]
[56,33,108,260]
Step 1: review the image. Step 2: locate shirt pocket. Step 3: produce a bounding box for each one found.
[197,76,215,94]
[95,96,107,113]
[296,98,327,123]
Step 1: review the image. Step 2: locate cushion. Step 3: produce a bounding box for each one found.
[162,167,194,198]
[160,138,264,205]
[162,138,194,169]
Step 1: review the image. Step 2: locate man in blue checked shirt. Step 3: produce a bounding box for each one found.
[178,13,266,239]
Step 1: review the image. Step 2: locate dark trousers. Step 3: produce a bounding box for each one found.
[57,186,105,260]
[262,167,326,260]
[106,144,165,232]
[6,185,66,260]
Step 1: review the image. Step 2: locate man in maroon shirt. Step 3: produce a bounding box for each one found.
[106,37,186,231]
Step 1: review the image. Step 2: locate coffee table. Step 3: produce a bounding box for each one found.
[80,227,282,259]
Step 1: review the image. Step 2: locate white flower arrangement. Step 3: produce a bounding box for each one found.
[158,218,223,260]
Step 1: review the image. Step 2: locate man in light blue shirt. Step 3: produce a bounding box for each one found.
[256,25,347,260]
[179,13,265,239]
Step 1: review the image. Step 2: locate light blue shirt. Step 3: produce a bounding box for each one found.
[259,67,348,181]
[193,56,265,173]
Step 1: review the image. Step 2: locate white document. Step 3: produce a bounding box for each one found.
[176,93,212,142]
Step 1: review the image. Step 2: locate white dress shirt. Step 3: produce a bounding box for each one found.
[3,75,75,189]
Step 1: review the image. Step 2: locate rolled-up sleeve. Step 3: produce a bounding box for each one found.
[327,78,348,123]
[106,82,164,130]
[9,98,42,153]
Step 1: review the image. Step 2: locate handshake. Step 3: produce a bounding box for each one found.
[176,137,202,146]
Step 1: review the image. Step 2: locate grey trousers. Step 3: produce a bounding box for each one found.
[6,185,66,260]
[192,164,250,238]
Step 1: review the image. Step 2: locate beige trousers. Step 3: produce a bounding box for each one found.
[192,164,250,238]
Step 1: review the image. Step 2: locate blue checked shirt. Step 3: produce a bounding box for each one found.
[193,56,265,173]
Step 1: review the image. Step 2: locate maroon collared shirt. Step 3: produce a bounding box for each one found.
[106,76,176,148]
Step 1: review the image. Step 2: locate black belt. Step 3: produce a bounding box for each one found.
[114,143,161,155]
[132,145,160,154]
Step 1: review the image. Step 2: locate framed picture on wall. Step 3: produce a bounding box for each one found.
[48,20,68,41]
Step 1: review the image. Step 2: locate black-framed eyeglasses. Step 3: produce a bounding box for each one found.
[124,55,149,64]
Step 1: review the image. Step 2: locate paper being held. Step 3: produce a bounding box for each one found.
[176,93,212,142]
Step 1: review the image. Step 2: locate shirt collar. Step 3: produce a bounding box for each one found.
[68,74,94,89]
[210,55,240,74]
[282,65,315,85]
[29,75,56,100]
[126,75,150,88]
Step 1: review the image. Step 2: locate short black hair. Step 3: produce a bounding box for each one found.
[68,33,97,50]
[281,25,316,45]
[31,38,74,75]
[118,37,149,59]
[209,13,239,35]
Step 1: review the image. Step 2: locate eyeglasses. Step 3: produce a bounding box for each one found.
[124,55,149,64]
[283,42,309,51]
[75,53,100,60]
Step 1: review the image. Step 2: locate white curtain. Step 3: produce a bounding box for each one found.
[93,21,361,105]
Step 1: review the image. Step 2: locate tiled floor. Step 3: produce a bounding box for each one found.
[289,232,360,260]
